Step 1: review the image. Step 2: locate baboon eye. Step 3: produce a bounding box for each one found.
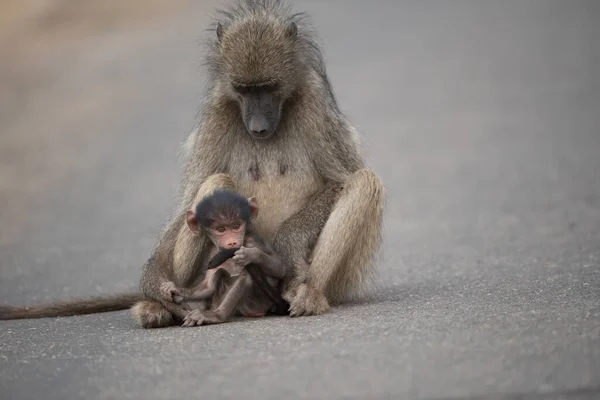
[216,226,226,233]
[232,223,241,230]
[232,84,250,95]
[261,83,279,93]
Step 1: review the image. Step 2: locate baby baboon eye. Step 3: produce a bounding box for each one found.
[216,226,226,233]
[231,223,241,230]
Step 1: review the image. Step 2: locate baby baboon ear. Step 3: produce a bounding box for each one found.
[186,210,201,235]
[216,22,225,42]
[285,21,298,39]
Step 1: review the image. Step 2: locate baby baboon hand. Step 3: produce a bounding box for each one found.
[288,283,330,317]
[232,246,262,267]
[160,281,182,303]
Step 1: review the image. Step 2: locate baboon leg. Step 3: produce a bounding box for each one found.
[287,168,384,317]
[131,301,175,329]
[132,173,236,329]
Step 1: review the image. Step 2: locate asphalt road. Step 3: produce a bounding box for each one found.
[1,1,599,399]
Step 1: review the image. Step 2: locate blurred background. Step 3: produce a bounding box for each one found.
[1,1,599,399]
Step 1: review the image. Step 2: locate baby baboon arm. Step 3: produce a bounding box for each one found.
[232,246,286,279]
[160,281,183,303]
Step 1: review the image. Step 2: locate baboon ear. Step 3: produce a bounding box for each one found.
[216,22,224,42]
[186,210,200,235]
[285,21,298,39]
[248,197,259,221]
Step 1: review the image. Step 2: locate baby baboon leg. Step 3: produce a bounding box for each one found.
[172,173,236,284]
[184,268,231,302]
[214,272,254,322]
[291,169,384,315]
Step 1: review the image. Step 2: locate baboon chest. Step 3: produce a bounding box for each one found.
[229,141,320,240]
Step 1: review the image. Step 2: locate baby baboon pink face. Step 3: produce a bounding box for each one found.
[186,189,259,251]
[208,219,246,249]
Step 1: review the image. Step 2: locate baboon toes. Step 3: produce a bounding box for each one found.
[288,283,330,317]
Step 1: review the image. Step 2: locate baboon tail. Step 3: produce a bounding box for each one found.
[0,292,143,320]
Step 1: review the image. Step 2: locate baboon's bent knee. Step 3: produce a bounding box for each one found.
[131,300,173,329]
[200,173,236,193]
[350,168,383,191]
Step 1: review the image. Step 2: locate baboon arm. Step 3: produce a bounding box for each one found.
[179,124,232,210]
[313,122,365,182]
[271,180,344,280]
[306,169,384,300]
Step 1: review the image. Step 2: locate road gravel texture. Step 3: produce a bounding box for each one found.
[1,1,599,399]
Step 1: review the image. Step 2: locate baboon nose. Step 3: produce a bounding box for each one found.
[249,115,269,136]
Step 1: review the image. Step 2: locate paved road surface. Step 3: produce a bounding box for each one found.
[1,1,599,399]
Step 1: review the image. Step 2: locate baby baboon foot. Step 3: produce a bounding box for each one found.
[288,283,330,317]
[181,309,204,327]
[181,309,223,327]
[160,281,181,303]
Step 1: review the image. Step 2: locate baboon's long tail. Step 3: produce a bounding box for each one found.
[0,292,143,320]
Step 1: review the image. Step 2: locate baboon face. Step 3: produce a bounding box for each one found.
[216,19,299,140]
[233,83,282,140]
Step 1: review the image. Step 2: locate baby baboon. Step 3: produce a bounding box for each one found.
[161,189,289,326]
[132,0,384,326]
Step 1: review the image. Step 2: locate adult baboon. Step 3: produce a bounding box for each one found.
[131,0,384,327]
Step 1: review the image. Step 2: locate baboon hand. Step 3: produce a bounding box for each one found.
[232,246,262,267]
[288,283,330,317]
[160,281,183,304]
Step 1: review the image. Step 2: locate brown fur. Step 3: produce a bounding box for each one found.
[133,0,384,327]
[0,0,383,326]
[0,293,142,320]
